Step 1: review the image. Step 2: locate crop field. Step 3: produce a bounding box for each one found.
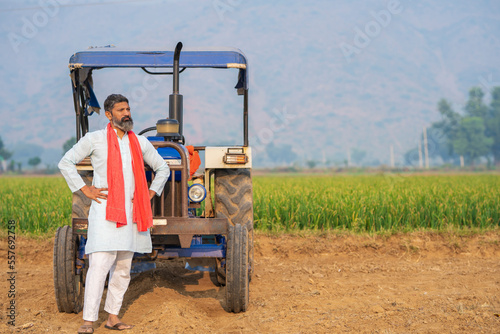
[253,174,500,232]
[0,177,71,234]
[1,174,500,234]
[1,174,500,333]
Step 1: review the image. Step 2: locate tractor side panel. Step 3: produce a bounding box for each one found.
[205,147,252,169]
[72,171,93,219]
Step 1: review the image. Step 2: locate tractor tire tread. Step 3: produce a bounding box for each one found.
[225,224,249,313]
[214,169,253,231]
[53,225,83,313]
[215,169,254,278]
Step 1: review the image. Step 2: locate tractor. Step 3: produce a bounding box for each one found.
[53,42,253,314]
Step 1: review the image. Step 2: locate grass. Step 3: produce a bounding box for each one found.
[252,174,500,232]
[1,174,499,235]
[0,177,72,235]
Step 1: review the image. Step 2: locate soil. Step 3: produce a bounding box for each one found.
[1,232,499,333]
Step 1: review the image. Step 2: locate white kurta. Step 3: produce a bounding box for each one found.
[58,127,170,254]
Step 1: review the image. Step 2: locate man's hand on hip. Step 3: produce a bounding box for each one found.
[80,185,108,203]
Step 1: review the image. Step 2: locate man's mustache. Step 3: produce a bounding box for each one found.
[121,116,132,122]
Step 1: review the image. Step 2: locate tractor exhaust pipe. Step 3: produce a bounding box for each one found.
[169,42,183,136]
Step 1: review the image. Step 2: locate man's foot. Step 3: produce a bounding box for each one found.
[106,314,133,331]
[104,322,134,331]
[77,324,94,334]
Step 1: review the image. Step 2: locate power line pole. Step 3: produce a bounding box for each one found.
[390,145,395,168]
[423,126,429,169]
[418,138,423,168]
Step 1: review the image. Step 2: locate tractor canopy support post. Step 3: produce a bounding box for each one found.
[243,89,248,147]
[74,71,82,141]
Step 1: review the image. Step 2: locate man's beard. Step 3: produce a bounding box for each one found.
[112,115,134,132]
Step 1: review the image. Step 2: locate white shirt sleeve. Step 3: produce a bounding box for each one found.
[58,133,93,193]
[141,137,170,196]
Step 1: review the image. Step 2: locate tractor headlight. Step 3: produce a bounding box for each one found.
[188,184,207,203]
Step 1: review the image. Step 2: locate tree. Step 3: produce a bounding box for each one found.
[0,136,13,160]
[351,148,366,166]
[306,160,316,169]
[28,157,41,170]
[430,90,492,166]
[8,160,15,172]
[431,99,461,161]
[404,147,419,166]
[265,143,297,165]
[465,87,488,118]
[452,117,492,165]
[63,137,76,155]
[487,87,500,166]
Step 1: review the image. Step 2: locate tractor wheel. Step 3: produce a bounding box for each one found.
[72,171,92,219]
[214,169,254,277]
[53,225,84,313]
[210,258,226,287]
[225,224,249,313]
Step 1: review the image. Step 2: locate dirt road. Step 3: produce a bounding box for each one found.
[1,232,499,333]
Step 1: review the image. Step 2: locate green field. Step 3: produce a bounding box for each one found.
[253,174,500,232]
[1,174,499,235]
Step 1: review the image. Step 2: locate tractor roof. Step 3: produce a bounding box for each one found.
[69,46,248,91]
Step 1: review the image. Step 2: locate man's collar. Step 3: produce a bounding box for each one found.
[107,124,128,138]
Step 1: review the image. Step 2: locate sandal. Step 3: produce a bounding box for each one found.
[77,324,94,334]
[104,322,134,331]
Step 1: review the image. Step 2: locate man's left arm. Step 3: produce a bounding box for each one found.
[140,137,170,198]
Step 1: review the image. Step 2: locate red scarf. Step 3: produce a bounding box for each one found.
[105,123,153,232]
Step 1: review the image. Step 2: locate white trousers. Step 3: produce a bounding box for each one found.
[82,251,134,322]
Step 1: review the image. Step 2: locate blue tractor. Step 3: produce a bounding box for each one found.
[53,43,253,314]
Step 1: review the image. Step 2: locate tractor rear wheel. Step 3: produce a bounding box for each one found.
[225,224,249,313]
[209,258,226,287]
[53,225,84,313]
[215,169,254,277]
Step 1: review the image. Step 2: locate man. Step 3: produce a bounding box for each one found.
[59,94,170,334]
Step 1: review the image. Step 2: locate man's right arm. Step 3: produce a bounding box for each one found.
[58,133,93,193]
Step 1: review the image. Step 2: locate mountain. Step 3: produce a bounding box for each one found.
[1,0,499,167]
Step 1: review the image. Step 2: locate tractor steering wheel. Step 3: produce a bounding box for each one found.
[138,127,185,145]
[138,126,156,136]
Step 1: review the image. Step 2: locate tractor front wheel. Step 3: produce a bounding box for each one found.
[214,169,254,277]
[225,224,249,313]
[53,225,84,313]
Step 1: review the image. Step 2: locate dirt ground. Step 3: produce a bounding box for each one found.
[1,232,499,334]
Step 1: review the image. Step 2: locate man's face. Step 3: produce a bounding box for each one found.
[107,101,133,132]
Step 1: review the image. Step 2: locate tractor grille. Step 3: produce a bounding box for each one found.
[150,142,188,218]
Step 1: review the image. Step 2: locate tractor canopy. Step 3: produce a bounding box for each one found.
[69,45,249,143]
[69,46,248,92]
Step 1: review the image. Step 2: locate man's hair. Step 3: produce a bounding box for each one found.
[104,94,129,112]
